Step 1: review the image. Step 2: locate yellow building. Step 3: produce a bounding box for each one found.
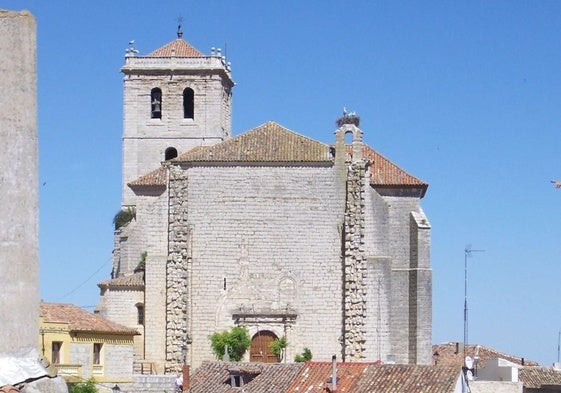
[39,302,139,385]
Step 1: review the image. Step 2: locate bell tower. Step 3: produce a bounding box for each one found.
[120,27,234,206]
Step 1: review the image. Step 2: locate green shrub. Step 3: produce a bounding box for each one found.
[294,347,313,363]
[69,379,98,393]
[209,326,251,361]
[113,207,136,230]
[269,335,288,359]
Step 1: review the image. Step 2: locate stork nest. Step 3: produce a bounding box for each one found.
[336,114,360,127]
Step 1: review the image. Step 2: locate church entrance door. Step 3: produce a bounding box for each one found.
[249,330,278,363]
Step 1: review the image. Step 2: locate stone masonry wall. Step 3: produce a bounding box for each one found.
[167,164,345,369]
[342,161,368,360]
[138,192,170,370]
[166,167,190,372]
[104,344,135,379]
[122,71,231,206]
[384,196,431,364]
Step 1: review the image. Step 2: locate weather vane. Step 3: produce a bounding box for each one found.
[177,16,184,38]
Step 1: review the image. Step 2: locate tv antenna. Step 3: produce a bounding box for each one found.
[464,244,485,365]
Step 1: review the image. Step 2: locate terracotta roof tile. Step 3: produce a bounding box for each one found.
[147,38,204,57]
[190,361,304,393]
[286,361,372,393]
[130,122,428,196]
[361,146,427,187]
[355,364,462,393]
[128,166,168,188]
[98,272,145,289]
[173,122,332,163]
[432,342,539,368]
[40,302,138,335]
[519,366,561,388]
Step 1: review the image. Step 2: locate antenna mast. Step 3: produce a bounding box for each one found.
[464,245,485,365]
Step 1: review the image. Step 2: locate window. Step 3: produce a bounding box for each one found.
[165,147,178,161]
[52,341,62,364]
[183,88,194,119]
[93,343,103,365]
[151,88,162,119]
[136,303,145,325]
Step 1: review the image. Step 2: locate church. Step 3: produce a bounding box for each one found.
[95,27,433,374]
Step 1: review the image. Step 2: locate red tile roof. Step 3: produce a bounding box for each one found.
[190,361,304,393]
[189,362,463,393]
[98,272,145,289]
[40,302,138,335]
[147,38,204,57]
[354,364,462,393]
[286,361,372,393]
[174,122,332,163]
[128,166,168,188]
[432,342,539,368]
[519,366,561,388]
[129,122,428,195]
[362,146,427,187]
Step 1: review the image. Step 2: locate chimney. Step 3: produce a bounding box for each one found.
[331,355,337,392]
[182,364,190,391]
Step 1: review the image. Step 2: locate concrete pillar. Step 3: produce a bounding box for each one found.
[0,9,38,357]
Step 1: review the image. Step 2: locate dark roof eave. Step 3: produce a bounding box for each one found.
[372,184,428,199]
[70,329,140,336]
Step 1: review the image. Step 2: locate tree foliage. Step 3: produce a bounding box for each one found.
[209,326,251,361]
[69,379,98,393]
[294,347,313,363]
[269,335,288,359]
[113,207,136,230]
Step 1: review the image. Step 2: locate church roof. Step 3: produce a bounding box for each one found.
[129,122,428,195]
[98,272,145,289]
[173,121,333,163]
[40,302,138,335]
[128,166,168,188]
[147,38,204,57]
[363,146,427,188]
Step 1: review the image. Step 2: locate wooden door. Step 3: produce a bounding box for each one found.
[249,330,278,363]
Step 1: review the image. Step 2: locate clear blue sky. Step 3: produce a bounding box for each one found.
[3,0,561,366]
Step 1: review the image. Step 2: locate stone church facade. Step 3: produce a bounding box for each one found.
[96,30,432,374]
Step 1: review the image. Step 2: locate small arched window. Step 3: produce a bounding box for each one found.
[165,147,178,161]
[183,88,194,119]
[151,88,162,119]
[136,303,145,325]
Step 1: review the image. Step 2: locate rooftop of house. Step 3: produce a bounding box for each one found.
[519,366,561,388]
[285,361,373,393]
[189,361,304,393]
[432,342,539,368]
[354,364,462,393]
[189,361,463,393]
[40,302,138,335]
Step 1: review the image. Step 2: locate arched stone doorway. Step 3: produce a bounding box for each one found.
[249,330,278,363]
